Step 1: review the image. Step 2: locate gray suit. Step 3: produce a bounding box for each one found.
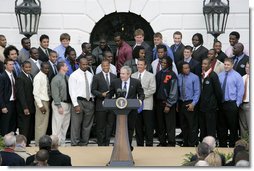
[26,58,42,77]
[131,70,156,146]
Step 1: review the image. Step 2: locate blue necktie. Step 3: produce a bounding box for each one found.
[222,72,228,102]
[14,61,21,77]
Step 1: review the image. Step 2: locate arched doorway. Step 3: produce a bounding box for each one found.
[90,12,154,52]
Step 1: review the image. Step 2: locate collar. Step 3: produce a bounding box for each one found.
[184,56,192,63]
[3,147,14,152]
[122,78,130,84]
[49,60,55,66]
[102,71,110,76]
[138,69,146,75]
[236,53,245,59]
[22,70,29,77]
[202,68,212,79]
[5,70,13,76]
[193,45,201,50]
[40,46,47,52]
[30,58,38,63]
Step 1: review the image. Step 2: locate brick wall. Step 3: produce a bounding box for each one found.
[0,0,249,55]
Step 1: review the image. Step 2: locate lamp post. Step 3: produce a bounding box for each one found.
[203,0,230,41]
[15,0,41,38]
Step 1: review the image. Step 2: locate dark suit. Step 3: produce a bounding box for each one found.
[0,150,25,166]
[216,50,228,63]
[91,72,117,146]
[233,54,249,76]
[47,61,57,83]
[199,71,222,140]
[38,47,52,62]
[177,58,201,76]
[0,61,4,73]
[171,43,185,65]
[16,71,35,144]
[0,71,17,136]
[26,150,72,166]
[108,78,145,146]
[192,45,208,63]
[48,150,72,166]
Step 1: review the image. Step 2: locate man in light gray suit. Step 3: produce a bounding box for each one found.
[131,58,156,146]
[27,47,42,77]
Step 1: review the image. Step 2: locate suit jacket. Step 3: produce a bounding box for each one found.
[124,59,152,73]
[0,71,13,109]
[27,58,42,77]
[192,45,208,63]
[0,60,4,73]
[141,41,153,64]
[131,70,156,110]
[47,61,57,83]
[108,77,145,101]
[91,72,117,111]
[15,71,35,114]
[216,50,228,63]
[171,43,185,65]
[48,150,72,166]
[38,47,52,62]
[233,54,249,76]
[199,71,222,112]
[0,150,25,166]
[177,58,201,76]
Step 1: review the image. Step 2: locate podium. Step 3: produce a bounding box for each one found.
[103,97,141,166]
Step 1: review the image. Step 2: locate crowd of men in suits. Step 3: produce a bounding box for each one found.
[0,29,249,151]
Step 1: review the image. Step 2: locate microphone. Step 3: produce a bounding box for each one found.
[116,88,122,98]
[121,88,127,98]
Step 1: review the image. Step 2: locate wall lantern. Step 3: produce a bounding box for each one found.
[15,0,41,38]
[203,0,230,41]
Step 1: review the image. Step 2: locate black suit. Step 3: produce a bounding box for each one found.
[199,71,222,139]
[91,72,117,146]
[0,71,17,136]
[108,78,145,146]
[0,150,25,166]
[26,150,72,166]
[233,54,249,76]
[48,150,72,166]
[16,71,35,144]
[38,47,52,62]
[47,61,57,83]
[192,45,208,63]
[177,58,201,76]
[0,61,4,73]
[171,43,185,65]
[216,50,228,63]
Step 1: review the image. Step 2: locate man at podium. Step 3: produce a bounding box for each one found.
[107,66,145,151]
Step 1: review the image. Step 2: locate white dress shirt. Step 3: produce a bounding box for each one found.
[33,71,50,108]
[30,58,41,69]
[69,68,94,107]
[151,58,178,75]
[96,64,117,75]
[5,70,15,101]
[102,71,110,83]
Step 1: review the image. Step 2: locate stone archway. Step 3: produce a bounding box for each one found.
[90,12,154,51]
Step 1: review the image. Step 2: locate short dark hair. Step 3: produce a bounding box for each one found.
[181,61,190,73]
[192,33,204,45]
[202,58,211,65]
[81,42,89,49]
[114,32,123,39]
[60,33,70,41]
[49,50,57,56]
[137,58,147,65]
[162,56,172,68]
[4,58,13,65]
[3,45,19,58]
[29,47,38,55]
[213,40,222,46]
[230,31,240,39]
[36,149,49,162]
[41,62,50,69]
[56,61,66,71]
[101,59,110,65]
[184,45,193,52]
[21,37,30,45]
[224,57,234,64]
[173,31,182,37]
[22,61,31,67]
[157,44,167,52]
[154,32,162,39]
[103,51,113,58]
[197,142,210,160]
[39,34,49,42]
